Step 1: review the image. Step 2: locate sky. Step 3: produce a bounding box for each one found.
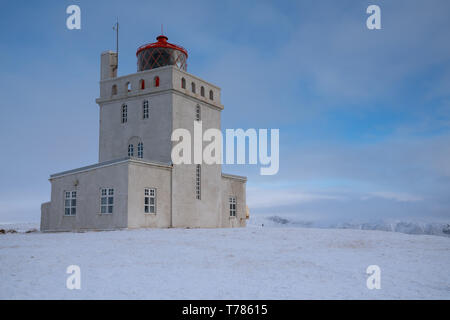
[0,0,449,224]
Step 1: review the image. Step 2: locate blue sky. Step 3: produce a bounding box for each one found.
[1,0,449,223]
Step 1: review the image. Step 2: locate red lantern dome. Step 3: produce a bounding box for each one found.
[136,35,188,71]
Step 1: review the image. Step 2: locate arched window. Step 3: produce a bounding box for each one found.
[143,100,149,119]
[209,90,214,100]
[195,104,201,121]
[140,79,145,90]
[128,144,134,157]
[121,104,127,123]
[191,82,196,93]
[154,76,160,87]
[181,77,186,89]
[137,142,143,158]
[200,86,205,97]
[126,82,131,92]
[128,136,142,157]
[111,84,117,95]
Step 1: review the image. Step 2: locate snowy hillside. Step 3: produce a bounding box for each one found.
[1,223,449,299]
[248,215,450,238]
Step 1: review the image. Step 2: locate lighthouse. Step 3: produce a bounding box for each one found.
[40,34,247,232]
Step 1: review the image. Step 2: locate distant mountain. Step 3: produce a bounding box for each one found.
[248,215,450,238]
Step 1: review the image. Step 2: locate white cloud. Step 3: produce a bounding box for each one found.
[247,187,346,209]
[365,191,423,202]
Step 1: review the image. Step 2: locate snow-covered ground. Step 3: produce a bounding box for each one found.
[1,222,449,299]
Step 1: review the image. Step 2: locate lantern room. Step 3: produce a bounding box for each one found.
[136,35,188,72]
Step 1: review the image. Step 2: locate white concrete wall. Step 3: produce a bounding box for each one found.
[100,51,117,80]
[171,92,224,228]
[98,93,173,164]
[98,66,173,99]
[127,161,172,228]
[171,67,222,108]
[220,175,247,228]
[40,202,51,231]
[43,161,129,232]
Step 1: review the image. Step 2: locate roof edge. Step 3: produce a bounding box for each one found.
[50,157,172,179]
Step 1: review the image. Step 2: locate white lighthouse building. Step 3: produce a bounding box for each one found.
[40,34,247,232]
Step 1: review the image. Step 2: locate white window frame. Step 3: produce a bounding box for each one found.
[196,164,201,200]
[121,104,127,123]
[100,188,114,214]
[144,188,156,214]
[143,100,149,119]
[64,191,77,216]
[229,196,236,217]
[137,142,143,158]
[128,144,134,157]
[195,105,201,121]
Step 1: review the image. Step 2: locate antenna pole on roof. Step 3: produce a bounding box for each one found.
[113,18,119,70]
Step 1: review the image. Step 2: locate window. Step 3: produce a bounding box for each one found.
[209,90,214,100]
[140,79,145,90]
[144,188,156,214]
[143,100,149,119]
[101,188,114,214]
[64,191,77,216]
[196,164,201,200]
[137,142,143,158]
[201,86,205,97]
[121,104,127,123]
[191,82,196,93]
[154,76,160,87]
[112,84,117,95]
[128,144,134,157]
[229,197,236,217]
[126,82,131,92]
[181,77,186,89]
[195,105,201,121]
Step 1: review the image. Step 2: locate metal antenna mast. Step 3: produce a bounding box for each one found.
[113,18,119,71]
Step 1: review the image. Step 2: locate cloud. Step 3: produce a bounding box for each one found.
[247,187,346,209]
[245,131,450,222]
[365,192,423,202]
[281,0,450,102]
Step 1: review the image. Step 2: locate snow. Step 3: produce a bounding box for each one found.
[1,222,449,299]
